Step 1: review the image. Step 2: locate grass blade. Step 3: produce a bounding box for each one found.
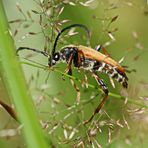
[0,2,48,148]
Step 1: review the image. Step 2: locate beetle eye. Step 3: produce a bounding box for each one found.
[54,53,60,61]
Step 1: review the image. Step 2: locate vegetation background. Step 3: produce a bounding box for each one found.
[0,0,148,147]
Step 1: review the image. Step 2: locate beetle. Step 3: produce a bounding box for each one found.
[17,24,128,124]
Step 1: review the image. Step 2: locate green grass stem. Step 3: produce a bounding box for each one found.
[20,59,148,109]
[0,2,48,148]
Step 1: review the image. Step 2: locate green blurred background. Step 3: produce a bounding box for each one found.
[0,0,148,147]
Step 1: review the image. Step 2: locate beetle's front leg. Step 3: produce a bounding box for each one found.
[64,53,81,103]
[64,53,74,74]
[84,71,109,124]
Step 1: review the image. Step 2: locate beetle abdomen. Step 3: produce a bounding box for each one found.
[93,61,128,88]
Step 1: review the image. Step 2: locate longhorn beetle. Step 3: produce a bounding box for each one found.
[17,24,128,124]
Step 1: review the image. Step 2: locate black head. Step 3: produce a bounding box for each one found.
[48,52,60,67]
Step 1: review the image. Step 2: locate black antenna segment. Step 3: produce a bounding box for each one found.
[52,24,90,55]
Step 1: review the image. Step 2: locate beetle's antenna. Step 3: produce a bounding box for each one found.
[17,47,49,57]
[52,24,90,55]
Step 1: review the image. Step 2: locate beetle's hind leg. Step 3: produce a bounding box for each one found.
[84,72,108,125]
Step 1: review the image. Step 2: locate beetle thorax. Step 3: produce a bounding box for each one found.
[59,46,77,62]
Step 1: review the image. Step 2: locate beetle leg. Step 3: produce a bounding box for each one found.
[64,53,74,74]
[84,72,108,125]
[101,47,110,57]
[95,45,110,57]
[64,53,81,103]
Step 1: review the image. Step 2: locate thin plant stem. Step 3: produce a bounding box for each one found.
[20,60,148,109]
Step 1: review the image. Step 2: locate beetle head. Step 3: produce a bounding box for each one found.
[48,52,60,67]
